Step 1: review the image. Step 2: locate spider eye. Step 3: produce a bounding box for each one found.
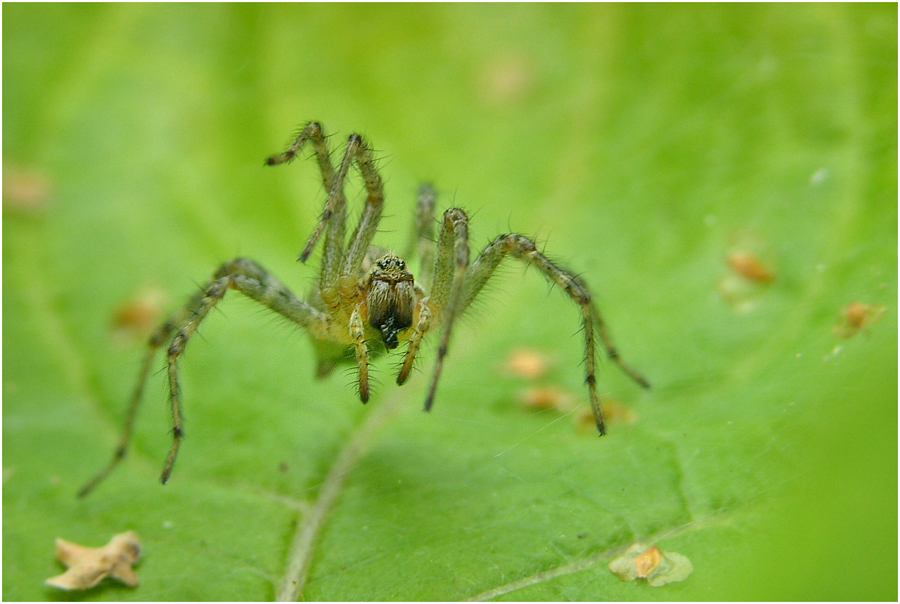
[398,260,405,269]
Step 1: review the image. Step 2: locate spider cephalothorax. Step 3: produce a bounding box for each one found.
[79,121,649,496]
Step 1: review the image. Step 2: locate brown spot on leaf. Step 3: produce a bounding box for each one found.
[728,251,775,283]
[576,397,638,431]
[112,286,169,343]
[519,386,575,412]
[502,348,551,380]
[833,301,885,338]
[718,232,777,311]
[609,543,693,587]
[3,162,53,214]
[478,54,539,106]
[634,545,663,578]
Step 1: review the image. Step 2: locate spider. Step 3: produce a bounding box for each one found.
[78,122,649,497]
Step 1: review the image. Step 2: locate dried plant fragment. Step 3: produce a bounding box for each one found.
[478,53,538,106]
[519,385,575,411]
[634,545,664,578]
[3,162,54,214]
[728,251,775,283]
[718,232,776,311]
[502,347,551,380]
[609,543,693,587]
[576,397,638,432]
[46,531,142,591]
[112,286,169,343]
[833,301,886,338]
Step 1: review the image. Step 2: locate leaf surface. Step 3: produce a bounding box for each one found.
[3,4,896,600]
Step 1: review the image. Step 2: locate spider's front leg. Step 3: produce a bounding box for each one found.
[396,208,469,407]
[265,121,348,286]
[349,302,370,402]
[458,233,650,435]
[272,129,385,278]
[78,258,328,496]
[396,299,432,386]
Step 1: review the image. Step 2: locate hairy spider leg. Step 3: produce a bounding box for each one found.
[265,121,348,287]
[78,258,328,496]
[269,128,389,403]
[280,131,385,277]
[411,208,470,410]
[349,303,370,402]
[396,300,432,385]
[457,233,649,435]
[335,134,386,279]
[404,183,438,290]
[591,308,651,389]
[77,327,171,498]
[276,130,387,331]
[394,184,440,384]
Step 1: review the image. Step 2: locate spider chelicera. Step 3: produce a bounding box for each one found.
[79,121,649,497]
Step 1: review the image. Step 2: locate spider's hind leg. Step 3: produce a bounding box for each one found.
[404,183,438,290]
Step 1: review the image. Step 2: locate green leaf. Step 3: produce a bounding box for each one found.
[4,4,896,601]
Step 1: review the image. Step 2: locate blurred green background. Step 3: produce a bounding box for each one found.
[3,4,896,601]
